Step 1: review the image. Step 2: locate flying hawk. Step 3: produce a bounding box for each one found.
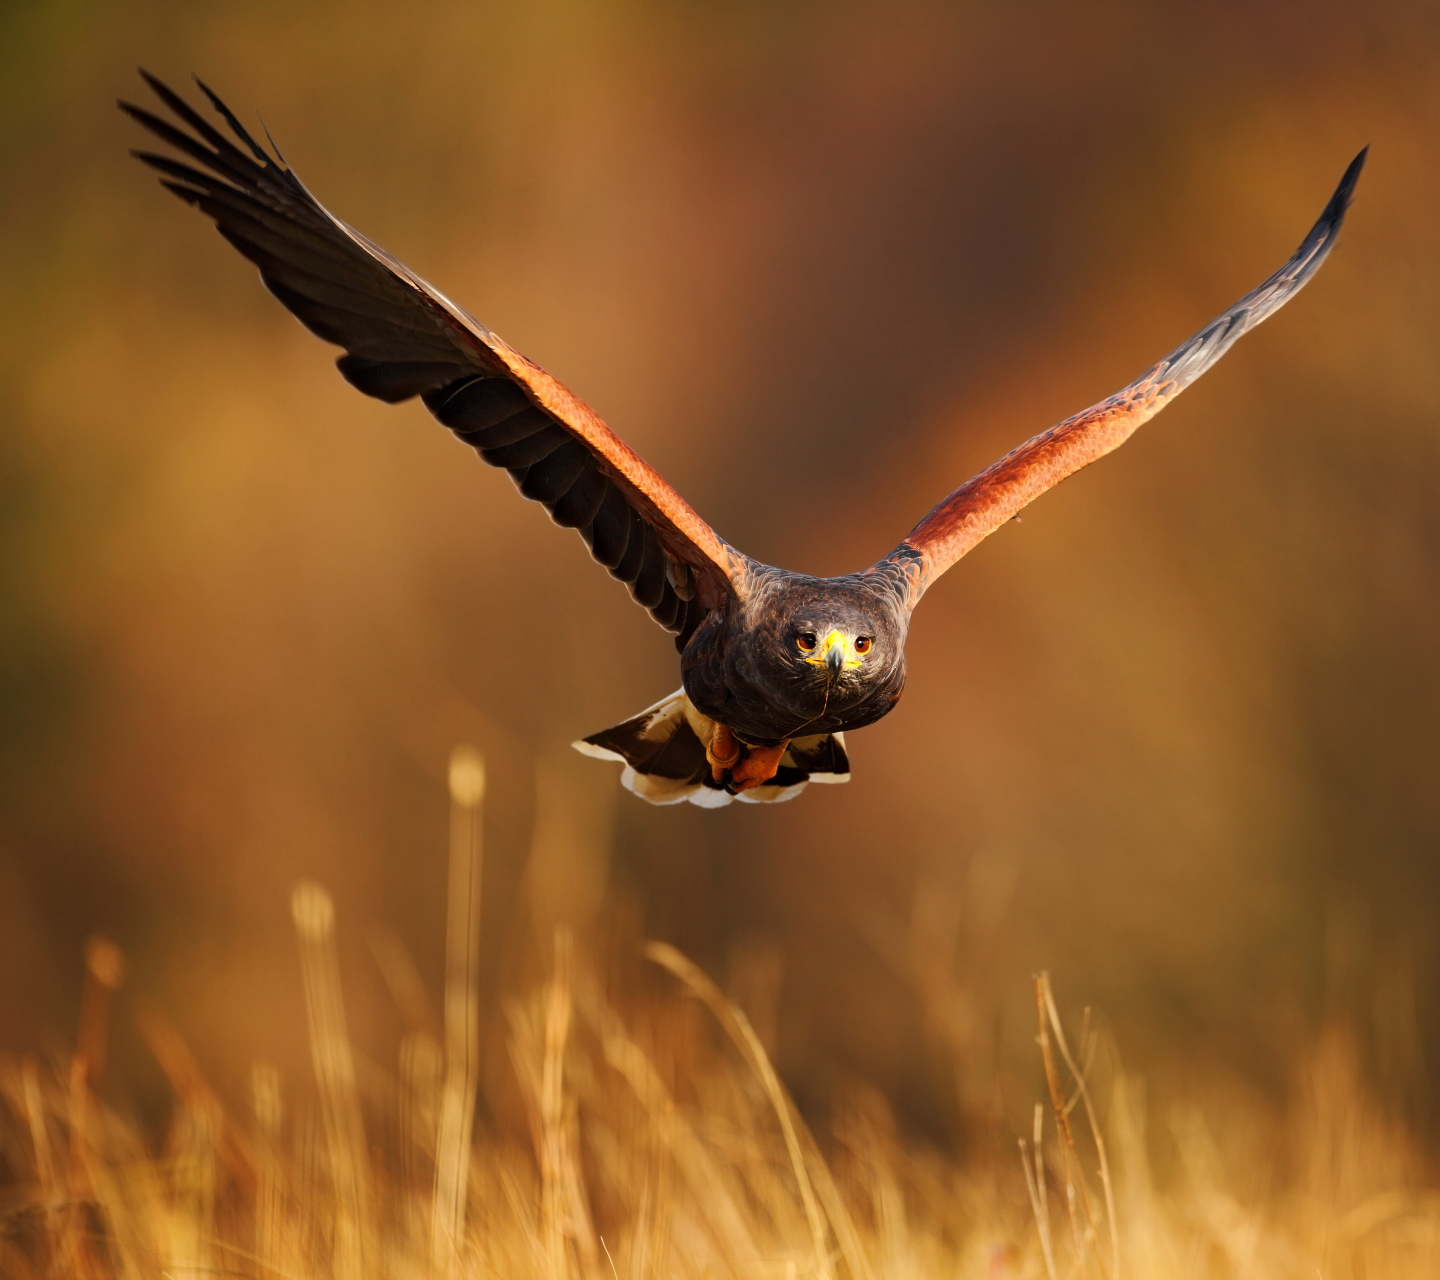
[123,73,1364,807]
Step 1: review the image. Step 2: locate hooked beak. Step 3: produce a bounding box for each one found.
[805,629,858,677]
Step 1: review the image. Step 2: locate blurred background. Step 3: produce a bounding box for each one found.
[1,0,1438,1159]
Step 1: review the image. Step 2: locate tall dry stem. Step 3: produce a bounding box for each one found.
[292,879,372,1277]
[580,985,760,1269]
[251,1062,285,1278]
[75,937,124,1089]
[1035,971,1101,1272]
[645,940,838,1280]
[541,930,571,1277]
[1020,1103,1058,1280]
[539,929,600,1279]
[433,744,486,1273]
[1039,972,1119,1280]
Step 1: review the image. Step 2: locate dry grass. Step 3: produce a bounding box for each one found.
[1,752,1437,1280]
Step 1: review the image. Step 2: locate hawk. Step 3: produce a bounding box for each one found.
[123,74,1364,807]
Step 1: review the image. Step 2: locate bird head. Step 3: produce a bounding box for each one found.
[736,572,909,722]
[690,569,911,741]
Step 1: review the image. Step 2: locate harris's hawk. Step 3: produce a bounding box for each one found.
[123,74,1365,806]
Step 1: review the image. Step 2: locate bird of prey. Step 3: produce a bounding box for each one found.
[122,73,1364,807]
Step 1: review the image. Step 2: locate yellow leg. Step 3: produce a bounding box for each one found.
[728,740,790,792]
[707,724,742,781]
[707,726,790,791]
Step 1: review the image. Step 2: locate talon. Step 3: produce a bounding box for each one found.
[728,740,790,792]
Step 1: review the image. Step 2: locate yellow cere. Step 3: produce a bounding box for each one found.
[804,629,867,669]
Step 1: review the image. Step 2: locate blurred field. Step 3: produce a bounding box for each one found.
[3,0,1440,1272]
[4,762,1439,1278]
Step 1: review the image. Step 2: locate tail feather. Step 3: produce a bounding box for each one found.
[573,689,849,807]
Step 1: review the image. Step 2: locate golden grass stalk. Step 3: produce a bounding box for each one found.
[579,982,760,1268]
[540,931,571,1278]
[1020,1103,1058,1280]
[291,878,373,1276]
[250,1062,285,1278]
[433,744,486,1274]
[541,929,602,1278]
[1025,972,1130,1280]
[645,939,841,1280]
[1038,972,1119,1280]
[75,938,124,1090]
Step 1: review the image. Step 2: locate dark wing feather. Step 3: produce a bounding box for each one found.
[122,72,744,645]
[880,149,1366,601]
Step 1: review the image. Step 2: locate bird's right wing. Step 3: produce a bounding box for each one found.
[878,149,1366,602]
[121,72,746,645]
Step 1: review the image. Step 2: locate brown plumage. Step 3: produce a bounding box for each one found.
[122,73,1365,807]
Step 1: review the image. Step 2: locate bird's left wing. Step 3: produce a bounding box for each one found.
[121,73,744,645]
[878,149,1366,601]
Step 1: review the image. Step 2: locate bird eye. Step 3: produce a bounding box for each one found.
[797,632,818,652]
[854,636,873,654]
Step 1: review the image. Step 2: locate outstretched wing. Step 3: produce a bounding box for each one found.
[121,72,744,645]
[881,149,1366,601]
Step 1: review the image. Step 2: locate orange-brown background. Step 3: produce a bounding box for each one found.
[2,0,1437,1146]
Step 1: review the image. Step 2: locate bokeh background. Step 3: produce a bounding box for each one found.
[2,0,1438,1155]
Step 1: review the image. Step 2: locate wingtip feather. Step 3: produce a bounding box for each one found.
[1302,146,1368,257]
[1327,146,1367,218]
[192,73,277,168]
[157,179,204,206]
